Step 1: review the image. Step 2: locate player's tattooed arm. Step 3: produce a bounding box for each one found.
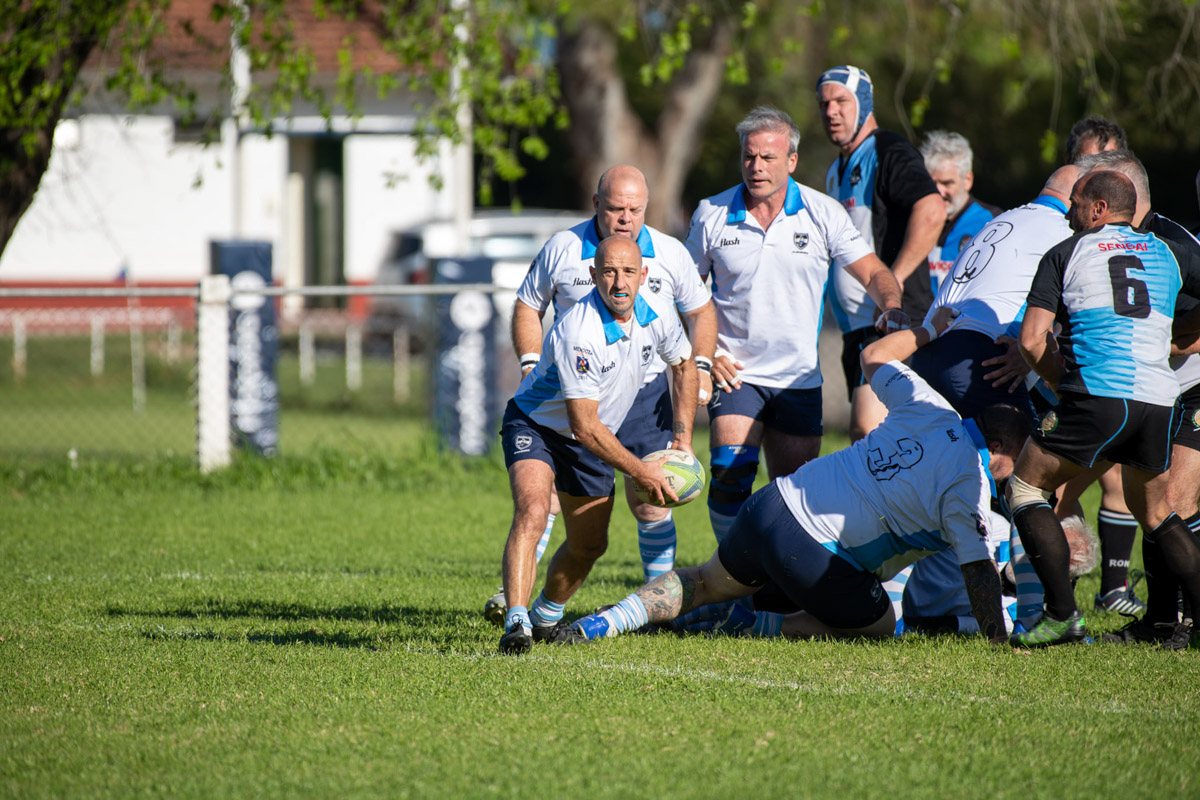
[960,559,1007,644]
[635,569,701,622]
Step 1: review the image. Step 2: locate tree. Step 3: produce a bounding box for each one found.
[3,0,1199,263]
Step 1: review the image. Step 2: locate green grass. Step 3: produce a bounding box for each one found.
[3,447,1198,800]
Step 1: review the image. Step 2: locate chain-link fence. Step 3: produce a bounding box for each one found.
[0,283,487,467]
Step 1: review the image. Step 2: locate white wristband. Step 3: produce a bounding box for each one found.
[694,356,713,373]
[519,352,539,369]
[920,322,939,342]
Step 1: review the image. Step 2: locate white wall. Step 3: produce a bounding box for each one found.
[342,134,454,284]
[1,115,457,288]
[0,115,237,282]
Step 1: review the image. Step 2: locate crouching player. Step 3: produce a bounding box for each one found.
[569,307,1024,645]
[497,236,697,655]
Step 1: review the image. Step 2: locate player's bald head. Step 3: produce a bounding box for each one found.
[597,165,648,201]
[1043,165,1081,205]
[594,234,643,265]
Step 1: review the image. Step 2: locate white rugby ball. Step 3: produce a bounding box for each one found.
[634,449,706,508]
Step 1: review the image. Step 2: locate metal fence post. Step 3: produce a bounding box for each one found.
[12,315,26,383]
[196,275,232,472]
[299,323,315,386]
[393,326,410,404]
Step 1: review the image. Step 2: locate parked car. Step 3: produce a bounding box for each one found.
[369,208,589,351]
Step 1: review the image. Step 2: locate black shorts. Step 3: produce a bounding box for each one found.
[1035,390,1181,473]
[840,327,883,396]
[717,482,890,629]
[1173,383,1200,453]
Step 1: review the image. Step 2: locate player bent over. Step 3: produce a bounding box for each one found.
[569,307,1022,645]
[497,236,698,655]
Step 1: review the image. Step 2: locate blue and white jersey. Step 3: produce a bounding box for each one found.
[1027,223,1200,406]
[928,197,1073,342]
[927,198,999,297]
[513,289,690,438]
[517,218,709,385]
[775,361,995,580]
[686,178,872,389]
[902,509,1012,619]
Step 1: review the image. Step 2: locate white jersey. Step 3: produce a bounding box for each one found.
[516,218,709,384]
[686,178,872,389]
[902,509,1012,618]
[926,196,1071,340]
[775,361,995,580]
[513,289,690,438]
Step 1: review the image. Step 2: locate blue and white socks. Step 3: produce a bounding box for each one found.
[638,514,676,580]
[529,592,565,628]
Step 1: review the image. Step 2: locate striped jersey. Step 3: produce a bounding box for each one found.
[1026,223,1200,406]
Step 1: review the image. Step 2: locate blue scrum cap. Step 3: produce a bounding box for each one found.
[816,65,874,134]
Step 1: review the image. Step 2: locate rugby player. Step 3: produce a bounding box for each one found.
[1008,170,1200,648]
[685,105,906,545]
[567,306,1024,646]
[484,165,717,625]
[817,65,944,440]
[496,236,697,654]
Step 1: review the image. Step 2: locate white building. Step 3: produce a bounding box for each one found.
[0,0,467,320]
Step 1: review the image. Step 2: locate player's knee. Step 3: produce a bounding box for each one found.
[708,445,759,511]
[1006,473,1054,516]
[566,535,608,562]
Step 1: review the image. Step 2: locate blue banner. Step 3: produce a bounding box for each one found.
[211,241,279,456]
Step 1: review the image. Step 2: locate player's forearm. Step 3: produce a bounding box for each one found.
[1019,309,1064,390]
[864,267,903,313]
[569,411,642,477]
[668,360,698,451]
[890,194,943,284]
[684,301,718,361]
[511,302,545,362]
[960,559,1006,644]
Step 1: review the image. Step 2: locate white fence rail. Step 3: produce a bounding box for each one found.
[0,279,504,471]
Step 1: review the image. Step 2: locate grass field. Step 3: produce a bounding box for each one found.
[3,437,1199,799]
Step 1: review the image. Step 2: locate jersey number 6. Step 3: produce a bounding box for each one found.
[1108,255,1150,319]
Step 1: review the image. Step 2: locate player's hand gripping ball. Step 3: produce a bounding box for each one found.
[634,449,706,508]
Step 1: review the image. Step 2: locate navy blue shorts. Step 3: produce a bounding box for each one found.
[706,382,822,437]
[717,482,890,628]
[908,329,1035,421]
[500,400,615,498]
[615,371,673,457]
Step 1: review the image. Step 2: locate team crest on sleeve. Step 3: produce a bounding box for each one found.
[648,277,662,294]
[973,512,988,541]
[514,435,532,452]
[793,232,809,251]
[641,344,653,364]
[576,355,590,375]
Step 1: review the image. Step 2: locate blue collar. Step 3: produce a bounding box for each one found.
[962,418,996,498]
[725,178,806,224]
[1032,195,1068,215]
[597,292,658,344]
[580,218,656,259]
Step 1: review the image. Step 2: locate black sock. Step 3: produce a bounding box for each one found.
[1014,503,1078,620]
[1096,508,1138,594]
[1141,531,1178,624]
[1145,514,1200,623]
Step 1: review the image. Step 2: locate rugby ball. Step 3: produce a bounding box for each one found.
[634,449,706,508]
